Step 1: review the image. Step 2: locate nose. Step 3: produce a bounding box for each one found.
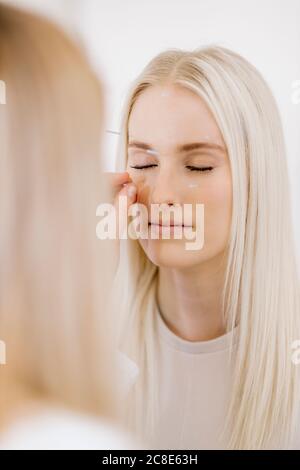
[150,168,181,206]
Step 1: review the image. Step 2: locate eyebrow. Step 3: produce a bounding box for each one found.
[128,140,226,153]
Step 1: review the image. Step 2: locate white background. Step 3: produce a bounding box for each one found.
[5,0,300,265]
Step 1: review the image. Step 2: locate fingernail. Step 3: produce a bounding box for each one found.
[127,185,136,198]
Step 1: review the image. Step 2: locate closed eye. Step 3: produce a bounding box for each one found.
[186,166,214,172]
[130,165,158,170]
[130,165,214,172]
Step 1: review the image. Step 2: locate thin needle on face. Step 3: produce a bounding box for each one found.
[145,149,159,156]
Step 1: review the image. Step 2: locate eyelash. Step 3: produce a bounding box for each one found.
[130,165,214,172]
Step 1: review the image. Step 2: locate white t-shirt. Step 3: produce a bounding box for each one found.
[149,305,239,449]
[129,304,300,450]
[0,407,138,450]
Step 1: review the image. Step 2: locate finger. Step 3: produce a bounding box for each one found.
[105,171,132,188]
[114,183,137,238]
[115,183,137,205]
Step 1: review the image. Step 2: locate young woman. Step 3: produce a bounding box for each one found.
[111,46,300,449]
[0,4,136,449]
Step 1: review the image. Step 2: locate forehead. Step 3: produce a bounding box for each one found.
[128,84,224,150]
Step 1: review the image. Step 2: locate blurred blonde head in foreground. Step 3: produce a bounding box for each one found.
[0,3,123,446]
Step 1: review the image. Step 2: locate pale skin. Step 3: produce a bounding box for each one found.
[108,83,232,341]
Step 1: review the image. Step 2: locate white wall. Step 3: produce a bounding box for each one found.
[6,0,80,30]
[4,0,300,263]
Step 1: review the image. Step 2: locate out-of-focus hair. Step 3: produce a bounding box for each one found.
[0,4,116,428]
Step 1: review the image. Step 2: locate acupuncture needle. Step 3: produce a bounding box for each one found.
[106,131,201,190]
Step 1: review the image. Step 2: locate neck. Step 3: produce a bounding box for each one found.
[156,252,228,341]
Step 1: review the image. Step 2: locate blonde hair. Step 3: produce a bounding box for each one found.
[0,4,116,428]
[112,45,300,449]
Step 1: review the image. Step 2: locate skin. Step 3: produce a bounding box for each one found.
[125,84,232,341]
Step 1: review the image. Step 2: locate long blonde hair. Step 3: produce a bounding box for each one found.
[112,45,300,449]
[0,4,116,428]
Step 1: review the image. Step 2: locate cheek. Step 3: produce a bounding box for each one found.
[199,172,232,241]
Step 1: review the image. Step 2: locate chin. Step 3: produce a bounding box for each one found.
[138,238,209,269]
